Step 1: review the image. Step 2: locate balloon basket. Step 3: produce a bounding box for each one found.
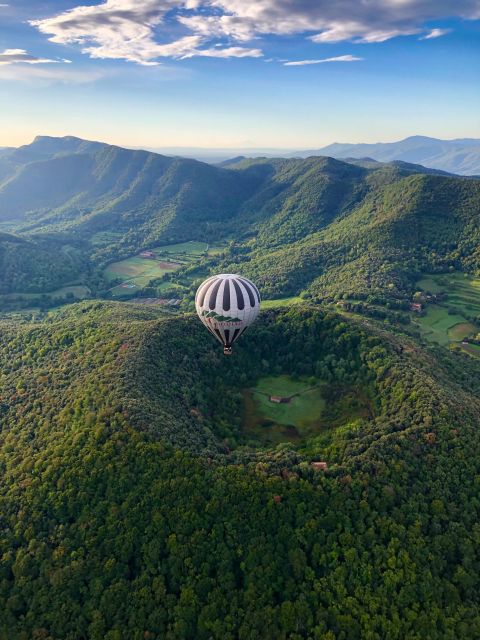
[223,346,233,356]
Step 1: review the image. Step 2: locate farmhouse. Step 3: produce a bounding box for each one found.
[410,302,423,313]
[270,395,290,403]
[139,251,155,258]
[311,461,328,471]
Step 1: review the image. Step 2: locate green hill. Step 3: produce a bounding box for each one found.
[223,171,480,302]
[0,232,87,295]
[1,301,480,638]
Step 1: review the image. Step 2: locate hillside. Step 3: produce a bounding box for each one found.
[1,136,479,313]
[224,172,480,301]
[1,301,480,638]
[294,136,480,176]
[0,137,265,245]
[0,232,87,295]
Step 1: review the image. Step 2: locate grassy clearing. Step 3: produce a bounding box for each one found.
[243,375,372,447]
[91,231,123,247]
[104,257,181,296]
[104,257,180,281]
[153,241,210,256]
[261,297,304,309]
[253,376,324,427]
[416,307,470,346]
[414,272,480,346]
[448,322,477,342]
[0,284,90,306]
[103,241,227,297]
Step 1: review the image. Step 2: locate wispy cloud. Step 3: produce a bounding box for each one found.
[420,28,452,40]
[0,48,68,65]
[284,55,363,66]
[29,0,479,65]
[0,64,106,85]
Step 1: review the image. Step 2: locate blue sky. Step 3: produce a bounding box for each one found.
[0,0,479,149]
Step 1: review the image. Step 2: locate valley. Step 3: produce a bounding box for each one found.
[103,241,225,298]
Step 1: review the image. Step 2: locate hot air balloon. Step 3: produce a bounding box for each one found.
[195,274,261,355]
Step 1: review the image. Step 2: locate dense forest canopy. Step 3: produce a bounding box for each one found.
[1,137,480,638]
[1,302,480,638]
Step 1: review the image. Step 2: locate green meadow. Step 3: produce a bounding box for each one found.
[414,272,480,350]
[0,284,90,310]
[103,241,226,297]
[261,297,304,309]
[243,375,372,447]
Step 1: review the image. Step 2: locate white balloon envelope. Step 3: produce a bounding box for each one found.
[195,273,261,355]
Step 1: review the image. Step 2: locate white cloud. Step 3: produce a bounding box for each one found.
[29,0,480,65]
[0,64,106,84]
[310,24,422,44]
[186,1,475,43]
[420,27,452,39]
[30,0,262,65]
[180,46,262,59]
[0,48,64,65]
[284,55,363,66]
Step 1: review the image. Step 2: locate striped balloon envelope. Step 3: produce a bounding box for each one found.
[195,274,261,355]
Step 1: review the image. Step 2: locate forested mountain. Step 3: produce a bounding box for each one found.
[2,301,480,639]
[0,136,263,241]
[294,136,480,176]
[228,171,480,300]
[1,136,479,305]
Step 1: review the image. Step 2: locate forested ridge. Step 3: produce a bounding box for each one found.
[1,302,480,638]
[1,137,479,309]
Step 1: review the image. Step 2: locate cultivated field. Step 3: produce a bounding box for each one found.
[253,376,325,426]
[415,272,480,353]
[103,240,226,297]
[105,257,181,296]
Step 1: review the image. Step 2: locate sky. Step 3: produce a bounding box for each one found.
[0,0,479,149]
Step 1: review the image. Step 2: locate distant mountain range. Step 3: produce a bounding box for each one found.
[147,136,480,175]
[4,135,479,175]
[292,136,480,176]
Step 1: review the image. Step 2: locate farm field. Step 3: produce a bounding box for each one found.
[243,375,372,447]
[105,257,181,296]
[0,284,90,307]
[103,240,226,297]
[460,342,480,358]
[151,241,213,256]
[253,376,325,427]
[414,272,480,348]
